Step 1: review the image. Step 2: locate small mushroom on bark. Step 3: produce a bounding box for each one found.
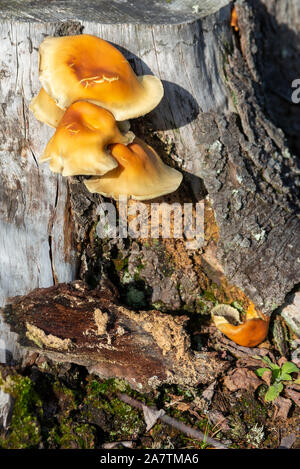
[38,34,164,121]
[84,137,183,200]
[211,302,269,348]
[40,101,134,176]
[29,87,64,128]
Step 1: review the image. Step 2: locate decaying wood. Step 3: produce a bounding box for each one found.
[2,281,228,390]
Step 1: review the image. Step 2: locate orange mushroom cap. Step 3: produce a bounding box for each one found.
[29,87,64,128]
[40,101,134,177]
[212,302,269,348]
[39,34,164,121]
[230,6,239,32]
[84,137,183,200]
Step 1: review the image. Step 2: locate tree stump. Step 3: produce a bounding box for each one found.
[0,0,299,390]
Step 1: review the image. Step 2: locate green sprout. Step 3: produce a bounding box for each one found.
[254,356,300,402]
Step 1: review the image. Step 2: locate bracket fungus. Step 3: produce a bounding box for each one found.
[211,303,269,348]
[38,34,164,121]
[29,87,64,128]
[84,137,183,200]
[40,101,134,177]
[30,34,182,199]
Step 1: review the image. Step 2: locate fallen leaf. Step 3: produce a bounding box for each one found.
[260,368,272,387]
[102,441,134,449]
[175,402,190,412]
[224,368,262,392]
[285,388,300,407]
[188,408,203,420]
[273,396,292,419]
[165,394,184,408]
[201,381,216,404]
[208,410,230,432]
[193,381,217,412]
[277,357,288,368]
[279,433,296,449]
[236,358,265,368]
[142,405,165,432]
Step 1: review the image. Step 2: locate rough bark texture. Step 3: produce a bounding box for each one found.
[0,0,299,386]
[2,281,228,391]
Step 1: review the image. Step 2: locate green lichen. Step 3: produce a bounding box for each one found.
[245,424,265,448]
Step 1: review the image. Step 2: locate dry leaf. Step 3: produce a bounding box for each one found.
[279,433,296,449]
[285,388,300,407]
[260,368,272,387]
[273,396,292,419]
[224,368,262,392]
[208,410,230,432]
[175,402,190,412]
[142,405,165,432]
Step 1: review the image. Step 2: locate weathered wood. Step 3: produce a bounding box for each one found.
[0,0,230,24]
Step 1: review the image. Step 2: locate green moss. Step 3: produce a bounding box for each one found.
[202,290,218,303]
[231,90,238,111]
[52,380,77,417]
[195,298,208,314]
[84,378,144,440]
[134,262,145,280]
[228,392,269,444]
[48,420,96,449]
[126,287,147,309]
[0,375,43,449]
[113,257,128,272]
[87,378,130,396]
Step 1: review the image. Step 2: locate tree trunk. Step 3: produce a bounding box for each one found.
[0,0,299,389]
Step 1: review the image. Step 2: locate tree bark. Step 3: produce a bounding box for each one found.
[0,0,299,388]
